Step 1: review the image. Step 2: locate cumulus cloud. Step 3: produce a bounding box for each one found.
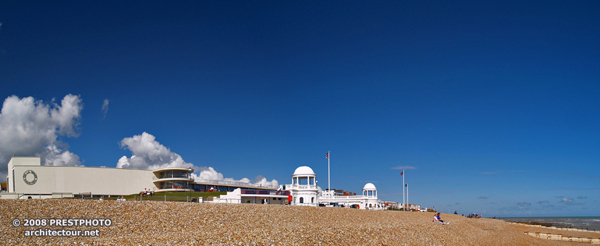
[0,94,83,172]
[117,132,278,187]
[391,166,417,170]
[101,99,109,118]
[190,168,278,188]
[254,175,278,188]
[116,132,193,170]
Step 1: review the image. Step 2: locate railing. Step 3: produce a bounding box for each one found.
[319,195,370,200]
[241,189,290,195]
[285,184,317,189]
[154,177,194,181]
[194,179,278,189]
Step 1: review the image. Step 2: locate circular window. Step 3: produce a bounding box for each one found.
[23,170,38,185]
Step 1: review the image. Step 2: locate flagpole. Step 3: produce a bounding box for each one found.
[327,151,330,193]
[407,184,409,211]
[402,170,405,211]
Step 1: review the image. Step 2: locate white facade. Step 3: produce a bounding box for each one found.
[3,157,389,209]
[319,183,384,210]
[2,157,273,199]
[5,157,156,198]
[212,188,288,204]
[287,166,318,206]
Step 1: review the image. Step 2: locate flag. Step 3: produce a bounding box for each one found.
[400,171,403,176]
[326,152,329,159]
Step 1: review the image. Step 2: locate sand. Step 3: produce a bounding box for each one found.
[1,199,597,245]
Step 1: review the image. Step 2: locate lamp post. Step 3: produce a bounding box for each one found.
[188,167,193,202]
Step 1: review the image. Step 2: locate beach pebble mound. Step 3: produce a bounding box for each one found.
[1,199,564,245]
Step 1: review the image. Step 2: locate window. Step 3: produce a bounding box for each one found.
[311,197,314,203]
[300,197,304,203]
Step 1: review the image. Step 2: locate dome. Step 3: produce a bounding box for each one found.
[293,166,315,176]
[363,183,377,190]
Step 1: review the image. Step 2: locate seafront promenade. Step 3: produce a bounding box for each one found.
[2,199,598,245]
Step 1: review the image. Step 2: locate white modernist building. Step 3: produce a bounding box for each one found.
[211,188,289,204]
[284,165,384,209]
[319,183,384,210]
[4,157,158,199]
[2,157,273,199]
[211,165,384,209]
[3,157,386,209]
[214,166,385,210]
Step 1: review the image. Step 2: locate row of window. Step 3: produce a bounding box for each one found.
[292,177,316,185]
[155,170,190,179]
[157,181,189,189]
[297,197,315,204]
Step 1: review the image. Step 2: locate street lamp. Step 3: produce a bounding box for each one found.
[188,167,193,202]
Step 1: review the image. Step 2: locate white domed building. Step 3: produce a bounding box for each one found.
[362,183,381,209]
[287,166,319,206]
[317,181,383,210]
[284,165,384,210]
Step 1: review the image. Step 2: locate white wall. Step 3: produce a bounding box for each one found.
[7,157,41,192]
[10,158,155,196]
[291,190,318,206]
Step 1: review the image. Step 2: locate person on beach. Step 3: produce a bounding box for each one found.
[433,213,448,224]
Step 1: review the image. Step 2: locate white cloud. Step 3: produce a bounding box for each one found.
[560,196,582,205]
[116,132,192,170]
[117,132,278,187]
[254,176,278,187]
[0,94,83,171]
[193,167,224,180]
[101,99,109,119]
[391,166,417,170]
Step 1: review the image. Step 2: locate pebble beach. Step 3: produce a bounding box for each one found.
[1,199,597,245]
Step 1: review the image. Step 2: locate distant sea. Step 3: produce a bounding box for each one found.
[498,217,600,231]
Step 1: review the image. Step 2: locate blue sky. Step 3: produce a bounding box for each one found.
[1,1,599,216]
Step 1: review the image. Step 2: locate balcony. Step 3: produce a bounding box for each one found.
[286,184,318,190]
[193,179,278,189]
[241,189,290,195]
[152,177,194,183]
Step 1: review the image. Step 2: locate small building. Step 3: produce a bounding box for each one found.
[319,183,384,210]
[212,188,289,204]
[287,166,319,206]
